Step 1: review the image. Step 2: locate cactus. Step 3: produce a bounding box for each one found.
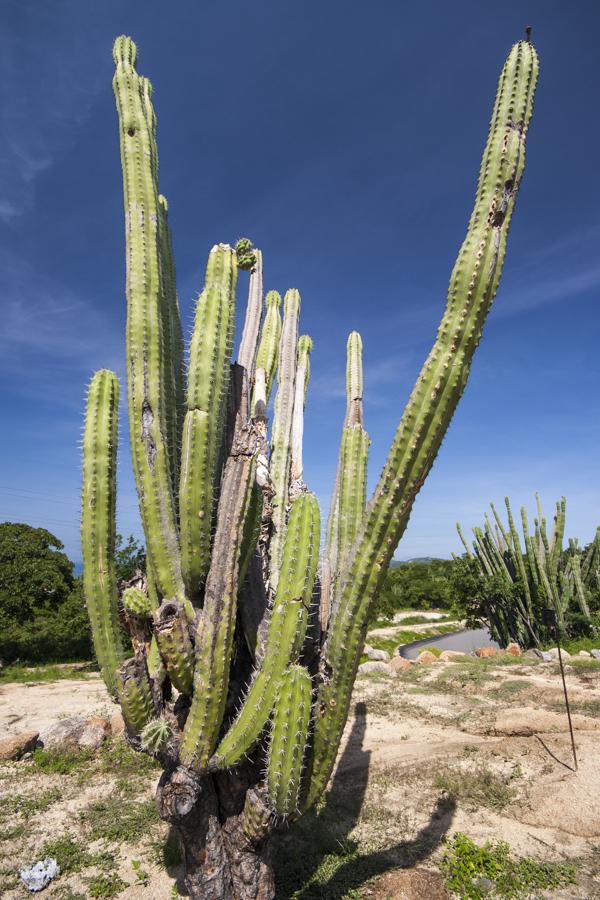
[80,34,539,899]
[457,495,598,648]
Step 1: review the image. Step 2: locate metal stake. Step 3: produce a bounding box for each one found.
[542,607,578,772]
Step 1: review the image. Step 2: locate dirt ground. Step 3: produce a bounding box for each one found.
[1,654,600,898]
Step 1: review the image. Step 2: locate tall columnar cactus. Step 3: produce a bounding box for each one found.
[81,34,539,900]
[457,495,599,648]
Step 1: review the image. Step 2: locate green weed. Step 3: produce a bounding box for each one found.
[434,766,515,811]
[86,874,128,898]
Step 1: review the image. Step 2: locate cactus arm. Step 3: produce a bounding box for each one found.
[268,289,301,590]
[116,655,157,737]
[456,523,473,559]
[212,492,320,769]
[158,194,185,496]
[504,497,533,616]
[568,551,592,621]
[112,37,184,604]
[179,244,237,602]
[238,249,263,376]
[582,526,600,584]
[154,600,195,695]
[81,369,125,697]
[180,367,259,770]
[549,497,566,581]
[266,665,312,817]
[290,336,313,487]
[306,38,539,809]
[252,291,282,419]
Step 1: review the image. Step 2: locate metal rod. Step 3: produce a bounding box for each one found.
[555,626,578,771]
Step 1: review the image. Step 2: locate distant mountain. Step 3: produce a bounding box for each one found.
[390,556,448,566]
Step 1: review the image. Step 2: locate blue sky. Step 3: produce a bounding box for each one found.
[1,0,599,565]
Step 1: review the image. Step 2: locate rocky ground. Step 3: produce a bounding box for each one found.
[1,651,600,898]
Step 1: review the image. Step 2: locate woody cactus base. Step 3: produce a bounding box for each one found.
[81,34,538,899]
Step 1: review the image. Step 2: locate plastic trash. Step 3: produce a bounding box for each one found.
[19,858,60,892]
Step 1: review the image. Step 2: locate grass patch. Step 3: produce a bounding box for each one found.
[434,765,515,811]
[41,835,94,874]
[0,661,97,684]
[31,746,94,775]
[82,791,159,843]
[441,831,576,899]
[0,786,62,820]
[86,874,128,898]
[95,738,161,777]
[489,679,530,699]
[560,636,600,655]
[563,657,600,673]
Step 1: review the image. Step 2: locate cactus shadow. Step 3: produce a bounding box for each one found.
[273,700,456,899]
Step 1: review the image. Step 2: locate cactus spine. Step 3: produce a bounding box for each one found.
[80,34,539,898]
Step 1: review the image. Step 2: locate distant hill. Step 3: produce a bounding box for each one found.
[390,557,448,566]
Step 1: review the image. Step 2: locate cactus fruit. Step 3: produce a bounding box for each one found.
[141,717,172,753]
[122,586,153,619]
[81,34,539,898]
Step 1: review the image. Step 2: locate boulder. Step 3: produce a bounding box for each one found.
[358,661,392,676]
[578,650,592,658]
[389,656,413,673]
[110,711,125,736]
[591,649,600,660]
[540,651,554,662]
[38,716,87,750]
[416,650,438,665]
[366,647,390,662]
[475,647,498,658]
[524,648,543,659]
[363,644,373,655]
[546,647,571,660]
[0,730,39,762]
[439,650,466,662]
[504,642,522,657]
[78,717,111,749]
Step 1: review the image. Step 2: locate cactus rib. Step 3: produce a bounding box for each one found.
[267,665,312,817]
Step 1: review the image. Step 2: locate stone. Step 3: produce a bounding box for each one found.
[546,647,570,660]
[504,642,522,657]
[475,647,498,658]
[358,661,393,676]
[389,656,413,673]
[38,716,87,750]
[524,649,543,659]
[439,650,466,662]
[591,649,600,660]
[110,710,125,736]
[416,650,438,665]
[578,650,592,658]
[363,644,373,654]
[366,647,390,661]
[78,717,111,749]
[0,730,39,762]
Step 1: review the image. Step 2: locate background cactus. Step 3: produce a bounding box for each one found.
[456,496,600,648]
[81,33,539,899]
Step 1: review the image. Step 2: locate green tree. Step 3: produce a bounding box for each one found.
[114,533,146,584]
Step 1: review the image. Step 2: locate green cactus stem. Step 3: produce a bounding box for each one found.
[266,664,312,817]
[268,289,301,590]
[81,369,124,697]
[212,492,320,769]
[116,655,156,737]
[153,600,195,695]
[241,787,273,844]
[112,36,184,605]
[306,38,539,810]
[238,248,263,377]
[235,237,257,271]
[180,368,260,770]
[179,244,237,602]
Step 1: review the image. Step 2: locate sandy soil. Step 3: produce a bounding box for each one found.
[2,655,600,898]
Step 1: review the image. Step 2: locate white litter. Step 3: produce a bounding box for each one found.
[19,858,60,892]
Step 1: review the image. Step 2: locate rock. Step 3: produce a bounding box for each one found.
[358,661,393,676]
[540,651,553,662]
[591,649,600,660]
[363,644,373,655]
[366,647,390,661]
[110,711,125,736]
[475,647,498,658]
[524,649,543,659]
[78,717,111,749]
[474,876,494,894]
[0,730,39,762]
[416,650,438,665]
[578,650,592,658]
[19,858,60,892]
[439,650,465,662]
[504,642,522,657]
[38,716,87,750]
[546,647,571,660]
[389,656,413,673]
